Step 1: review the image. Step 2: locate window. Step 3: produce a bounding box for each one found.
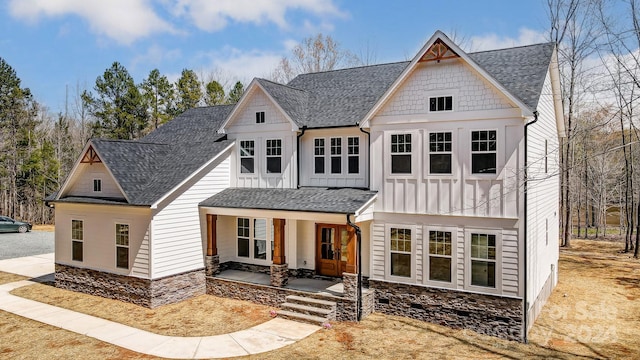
[390,228,411,277]
[237,218,250,257]
[429,230,452,282]
[256,111,265,124]
[314,138,325,174]
[429,96,453,112]
[331,137,342,174]
[115,224,129,269]
[266,139,282,173]
[237,217,271,260]
[471,130,497,174]
[240,140,255,174]
[429,132,452,174]
[348,137,359,174]
[391,134,412,174]
[470,233,496,287]
[93,179,102,192]
[72,220,83,262]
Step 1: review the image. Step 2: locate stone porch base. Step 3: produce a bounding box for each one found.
[369,279,523,341]
[55,264,205,308]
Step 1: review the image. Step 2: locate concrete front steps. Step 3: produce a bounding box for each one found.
[278,295,336,326]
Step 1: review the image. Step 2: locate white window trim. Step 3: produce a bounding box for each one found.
[423,225,457,289]
[239,139,256,175]
[464,228,502,295]
[425,130,457,178]
[313,137,326,174]
[386,131,418,179]
[255,111,265,124]
[71,218,84,262]
[329,136,343,174]
[92,177,102,193]
[347,136,361,175]
[468,128,500,179]
[428,94,455,113]
[114,221,130,270]
[265,138,283,176]
[385,223,417,283]
[235,217,273,265]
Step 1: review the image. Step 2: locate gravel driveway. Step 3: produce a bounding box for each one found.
[0,231,54,260]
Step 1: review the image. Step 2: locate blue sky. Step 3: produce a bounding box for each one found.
[1,0,551,114]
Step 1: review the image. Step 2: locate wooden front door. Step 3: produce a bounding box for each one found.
[316,224,350,277]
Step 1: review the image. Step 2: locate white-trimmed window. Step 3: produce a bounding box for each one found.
[429,96,453,112]
[391,133,412,174]
[428,230,452,283]
[429,132,452,174]
[470,233,497,288]
[237,217,271,261]
[471,130,497,174]
[266,139,282,173]
[115,223,129,269]
[93,178,102,192]
[347,136,359,174]
[314,138,325,174]
[330,137,342,174]
[390,227,412,277]
[240,140,255,174]
[256,111,265,124]
[71,220,83,262]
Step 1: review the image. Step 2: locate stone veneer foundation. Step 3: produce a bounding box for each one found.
[369,279,523,341]
[55,264,205,308]
[207,276,375,321]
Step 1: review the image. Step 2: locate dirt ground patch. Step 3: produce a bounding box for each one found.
[0,272,28,285]
[32,224,55,232]
[1,239,639,359]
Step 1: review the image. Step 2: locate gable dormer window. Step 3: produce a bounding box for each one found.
[266,139,282,173]
[93,179,102,192]
[429,96,453,112]
[256,111,265,124]
[240,140,255,174]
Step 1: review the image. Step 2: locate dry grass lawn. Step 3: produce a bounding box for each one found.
[1,239,639,359]
[32,224,55,232]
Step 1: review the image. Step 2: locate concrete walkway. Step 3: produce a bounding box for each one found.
[0,254,320,359]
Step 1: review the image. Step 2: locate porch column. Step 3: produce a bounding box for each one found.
[205,214,219,276]
[343,226,358,300]
[270,218,288,287]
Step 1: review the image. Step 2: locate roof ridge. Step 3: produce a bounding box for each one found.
[92,138,170,146]
[290,60,410,79]
[468,42,554,55]
[257,78,307,93]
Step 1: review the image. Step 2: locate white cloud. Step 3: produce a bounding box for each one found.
[467,28,547,52]
[8,0,175,45]
[172,0,343,32]
[195,46,284,84]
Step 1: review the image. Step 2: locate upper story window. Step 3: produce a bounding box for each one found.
[71,220,83,262]
[93,179,102,192]
[240,140,255,174]
[391,134,412,174]
[115,223,129,269]
[314,138,325,174]
[429,96,453,112]
[331,137,342,174]
[471,130,497,174]
[429,132,452,174]
[266,139,282,173]
[348,137,359,174]
[256,111,265,124]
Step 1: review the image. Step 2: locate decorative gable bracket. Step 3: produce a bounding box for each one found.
[419,39,459,63]
[80,146,101,164]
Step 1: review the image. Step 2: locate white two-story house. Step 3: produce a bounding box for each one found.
[48,31,563,342]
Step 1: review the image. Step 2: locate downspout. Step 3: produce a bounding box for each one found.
[346,213,362,321]
[359,127,371,189]
[296,126,307,189]
[523,110,538,343]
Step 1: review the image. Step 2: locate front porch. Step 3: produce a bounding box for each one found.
[216,269,345,296]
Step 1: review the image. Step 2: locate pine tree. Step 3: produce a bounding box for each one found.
[175,69,202,113]
[227,81,244,104]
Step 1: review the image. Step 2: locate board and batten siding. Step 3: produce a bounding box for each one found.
[150,155,230,279]
[64,162,124,199]
[226,88,297,189]
[525,70,560,309]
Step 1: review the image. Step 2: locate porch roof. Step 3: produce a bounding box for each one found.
[199,187,377,214]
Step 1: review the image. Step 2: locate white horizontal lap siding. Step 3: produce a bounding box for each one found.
[526,71,560,308]
[371,222,386,278]
[131,227,150,277]
[456,228,465,287]
[151,157,230,278]
[502,229,519,296]
[65,162,124,199]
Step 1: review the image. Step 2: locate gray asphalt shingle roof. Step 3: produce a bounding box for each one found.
[200,187,377,214]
